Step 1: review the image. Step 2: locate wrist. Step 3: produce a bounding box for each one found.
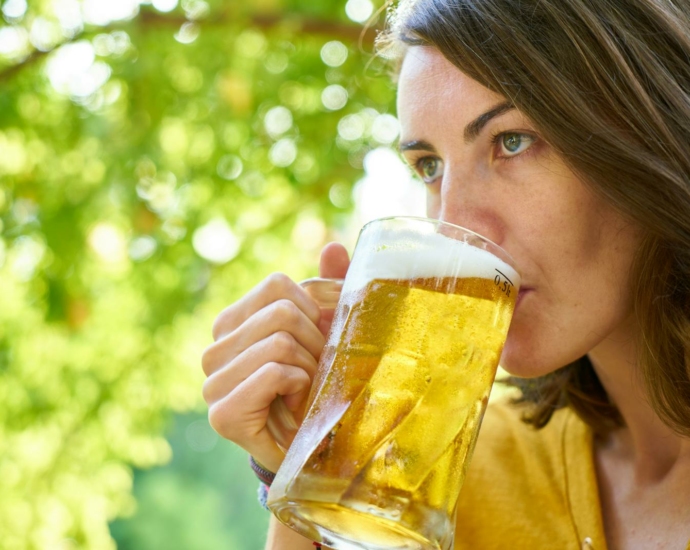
[253,457,325,549]
[266,516,329,550]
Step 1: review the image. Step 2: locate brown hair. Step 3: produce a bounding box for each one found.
[380,0,690,435]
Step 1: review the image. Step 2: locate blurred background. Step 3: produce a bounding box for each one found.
[0,0,426,548]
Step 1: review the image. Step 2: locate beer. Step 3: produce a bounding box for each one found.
[268,219,519,550]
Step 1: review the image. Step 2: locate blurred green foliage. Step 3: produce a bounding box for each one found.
[0,0,395,548]
[110,411,270,550]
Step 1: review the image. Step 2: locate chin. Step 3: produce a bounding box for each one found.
[498,358,549,379]
[498,330,556,379]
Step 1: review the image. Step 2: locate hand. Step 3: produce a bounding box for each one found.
[201,242,350,473]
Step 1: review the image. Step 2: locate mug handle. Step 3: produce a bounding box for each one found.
[266,277,345,452]
[299,277,345,309]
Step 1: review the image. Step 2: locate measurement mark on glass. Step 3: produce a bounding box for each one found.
[494,269,513,286]
[493,269,513,297]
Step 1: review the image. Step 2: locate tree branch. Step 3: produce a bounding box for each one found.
[0,10,381,84]
[0,50,42,83]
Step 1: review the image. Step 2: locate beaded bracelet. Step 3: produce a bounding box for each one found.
[257,482,270,511]
[249,455,276,486]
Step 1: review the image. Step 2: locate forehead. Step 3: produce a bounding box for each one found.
[397,47,506,128]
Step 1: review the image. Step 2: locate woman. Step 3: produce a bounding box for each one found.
[201,0,690,548]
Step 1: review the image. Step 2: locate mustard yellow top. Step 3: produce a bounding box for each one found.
[454,402,690,550]
[454,400,690,550]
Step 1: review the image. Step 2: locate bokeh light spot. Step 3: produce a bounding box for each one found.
[237,171,266,198]
[329,182,351,208]
[0,26,30,60]
[174,22,200,44]
[2,0,27,19]
[46,41,111,98]
[161,219,187,242]
[88,222,127,264]
[292,152,318,183]
[0,131,28,175]
[159,119,188,156]
[192,218,240,264]
[216,155,243,180]
[170,65,203,93]
[152,0,178,13]
[29,17,62,51]
[337,114,365,141]
[182,0,210,20]
[11,198,37,225]
[345,0,374,23]
[371,114,400,144]
[82,0,139,26]
[55,0,83,37]
[9,235,45,281]
[236,29,266,58]
[265,51,289,74]
[263,106,293,138]
[129,236,157,261]
[320,41,348,67]
[321,84,348,111]
[269,138,297,167]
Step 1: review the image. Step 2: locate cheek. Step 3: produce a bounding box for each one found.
[499,191,641,376]
[425,187,442,218]
[515,172,615,282]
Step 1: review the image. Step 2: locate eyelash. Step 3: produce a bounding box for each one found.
[489,131,538,162]
[413,156,443,184]
[409,131,539,184]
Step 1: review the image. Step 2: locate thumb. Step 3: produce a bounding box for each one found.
[315,242,350,337]
[319,242,350,279]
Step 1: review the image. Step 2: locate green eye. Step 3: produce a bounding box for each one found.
[500,133,535,156]
[417,157,444,183]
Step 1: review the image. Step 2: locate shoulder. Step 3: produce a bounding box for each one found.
[453,398,586,549]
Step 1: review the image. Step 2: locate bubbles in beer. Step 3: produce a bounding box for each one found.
[269,221,519,550]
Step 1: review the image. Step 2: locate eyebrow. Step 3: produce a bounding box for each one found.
[398,100,515,153]
[463,101,515,142]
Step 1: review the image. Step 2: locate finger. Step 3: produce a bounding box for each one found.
[315,243,350,334]
[203,299,326,376]
[208,362,311,473]
[202,331,319,404]
[212,273,321,341]
[319,242,350,279]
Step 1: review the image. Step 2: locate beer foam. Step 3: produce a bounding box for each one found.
[342,226,520,294]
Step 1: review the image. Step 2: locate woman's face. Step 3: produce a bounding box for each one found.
[397,47,642,377]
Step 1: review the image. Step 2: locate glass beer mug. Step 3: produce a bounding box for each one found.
[267,216,520,550]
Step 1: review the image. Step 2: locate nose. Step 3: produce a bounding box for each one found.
[433,170,507,247]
